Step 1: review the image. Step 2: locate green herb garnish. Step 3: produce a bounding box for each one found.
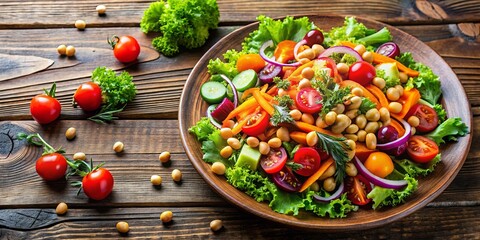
[315,132,350,183]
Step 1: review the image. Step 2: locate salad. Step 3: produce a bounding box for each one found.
[189,16,469,218]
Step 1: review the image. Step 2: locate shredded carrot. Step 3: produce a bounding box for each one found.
[231,117,249,135]
[294,121,342,137]
[389,117,406,137]
[391,88,420,119]
[252,89,275,115]
[365,84,389,109]
[299,158,334,192]
[289,131,307,145]
[267,85,278,95]
[223,97,258,124]
[338,80,380,109]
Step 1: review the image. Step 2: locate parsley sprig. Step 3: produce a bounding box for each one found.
[270,105,294,126]
[273,76,290,90]
[311,70,350,117]
[315,132,350,183]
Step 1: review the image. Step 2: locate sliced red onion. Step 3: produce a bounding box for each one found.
[313,182,344,202]
[206,105,222,129]
[376,118,411,151]
[293,39,307,62]
[259,40,301,67]
[353,157,408,189]
[219,74,239,107]
[318,46,362,62]
[259,63,282,84]
[376,42,400,58]
[210,98,234,122]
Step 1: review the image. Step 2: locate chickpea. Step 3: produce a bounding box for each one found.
[298,78,312,90]
[344,134,358,142]
[319,165,336,180]
[306,131,318,147]
[57,44,67,55]
[171,169,182,182]
[345,109,359,119]
[227,138,241,150]
[346,162,358,177]
[354,44,366,56]
[399,72,408,83]
[297,48,315,60]
[379,107,390,122]
[395,85,404,96]
[312,44,325,57]
[301,113,315,125]
[150,175,162,186]
[211,162,226,175]
[335,114,351,127]
[408,116,420,127]
[351,87,364,97]
[116,221,129,234]
[159,151,171,163]
[325,111,337,125]
[365,108,381,122]
[55,202,68,215]
[347,96,362,110]
[246,137,260,148]
[362,51,373,63]
[336,63,349,75]
[277,88,287,97]
[65,45,76,57]
[113,141,124,153]
[160,211,173,223]
[323,177,336,192]
[372,77,386,89]
[210,219,223,232]
[73,152,86,161]
[268,137,282,148]
[273,127,289,142]
[365,121,379,133]
[386,87,400,101]
[332,103,345,114]
[331,124,348,134]
[220,128,233,139]
[315,116,328,129]
[356,114,367,129]
[96,4,107,15]
[388,102,403,114]
[345,139,356,160]
[75,20,86,30]
[301,67,315,80]
[357,130,367,142]
[411,126,417,135]
[345,124,359,134]
[220,146,233,158]
[289,109,302,120]
[259,141,270,155]
[309,181,320,192]
[223,120,235,129]
[65,127,76,140]
[365,133,377,150]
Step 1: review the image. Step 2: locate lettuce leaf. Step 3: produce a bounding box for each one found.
[303,191,358,218]
[367,175,418,210]
[225,166,275,202]
[393,154,441,178]
[426,117,469,145]
[188,117,217,141]
[269,188,305,216]
[207,49,242,79]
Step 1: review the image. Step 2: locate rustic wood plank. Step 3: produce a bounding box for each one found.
[0,206,479,239]
[0,54,54,81]
[0,119,477,207]
[0,0,480,29]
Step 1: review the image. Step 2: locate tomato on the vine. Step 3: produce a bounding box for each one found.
[407,135,439,163]
[242,110,270,136]
[293,147,321,177]
[36,153,68,181]
[295,87,323,114]
[109,35,140,63]
[73,82,102,111]
[82,168,114,200]
[260,147,287,174]
[345,174,372,206]
[348,61,376,86]
[30,83,61,124]
[406,103,438,133]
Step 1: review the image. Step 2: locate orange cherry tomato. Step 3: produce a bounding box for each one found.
[274,40,296,63]
[364,152,394,178]
[237,53,266,72]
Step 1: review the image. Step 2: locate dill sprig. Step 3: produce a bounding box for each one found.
[311,70,350,117]
[315,132,350,183]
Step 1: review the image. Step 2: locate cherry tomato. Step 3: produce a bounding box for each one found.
[303,29,324,46]
[274,40,296,63]
[36,153,67,181]
[271,166,301,192]
[345,174,372,206]
[348,61,376,86]
[30,94,61,124]
[293,147,321,177]
[109,35,140,63]
[237,53,266,72]
[73,82,102,112]
[406,104,439,133]
[82,168,114,200]
[242,110,270,136]
[364,152,394,178]
[295,87,323,114]
[407,135,439,163]
[315,147,330,161]
[260,147,287,174]
[316,58,337,78]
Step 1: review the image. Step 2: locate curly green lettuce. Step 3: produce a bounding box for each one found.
[303,191,358,218]
[367,175,418,210]
[394,154,442,178]
[426,117,469,145]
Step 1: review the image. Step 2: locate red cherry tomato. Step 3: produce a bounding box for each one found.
[406,103,439,133]
[407,135,439,163]
[345,174,372,206]
[295,87,323,114]
[260,147,287,174]
[30,94,61,124]
[73,82,103,112]
[82,168,114,200]
[109,35,140,63]
[36,153,67,181]
[242,110,270,136]
[348,61,376,86]
[293,147,321,177]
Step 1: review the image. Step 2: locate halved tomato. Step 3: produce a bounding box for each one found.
[242,110,269,136]
[406,103,439,133]
[407,135,439,163]
[345,174,372,206]
[260,147,287,174]
[271,166,301,192]
[293,147,321,177]
[295,87,323,114]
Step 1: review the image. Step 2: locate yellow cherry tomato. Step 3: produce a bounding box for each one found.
[364,152,394,178]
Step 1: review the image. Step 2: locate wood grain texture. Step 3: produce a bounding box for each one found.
[0,0,480,29]
[0,54,54,81]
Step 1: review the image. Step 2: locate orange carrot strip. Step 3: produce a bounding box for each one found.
[294,121,342,137]
[236,106,258,120]
[391,88,420,119]
[339,80,380,109]
[355,142,377,162]
[300,158,334,192]
[231,117,249,135]
[289,131,307,145]
[223,97,257,124]
[388,117,406,137]
[365,84,389,108]
[260,84,269,93]
[267,85,278,95]
[252,89,275,115]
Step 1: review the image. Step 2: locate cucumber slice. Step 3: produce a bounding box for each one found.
[200,81,227,104]
[232,69,258,92]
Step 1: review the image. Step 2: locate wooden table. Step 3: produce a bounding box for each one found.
[0,1,478,239]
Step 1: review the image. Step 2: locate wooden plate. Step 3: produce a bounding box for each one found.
[178,15,473,231]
